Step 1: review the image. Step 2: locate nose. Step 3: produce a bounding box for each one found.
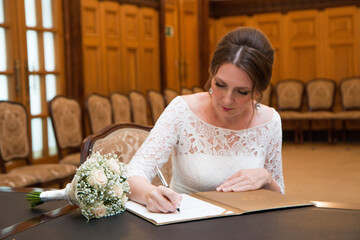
[223,90,234,106]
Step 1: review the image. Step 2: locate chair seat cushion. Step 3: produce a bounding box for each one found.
[300,111,335,120]
[279,111,304,120]
[9,164,77,183]
[333,110,360,120]
[60,153,81,166]
[0,173,38,187]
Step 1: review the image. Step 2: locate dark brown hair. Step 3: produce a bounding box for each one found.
[205,27,274,101]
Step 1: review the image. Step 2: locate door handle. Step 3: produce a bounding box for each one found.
[14,59,21,96]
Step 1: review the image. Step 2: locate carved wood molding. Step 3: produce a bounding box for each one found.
[99,0,160,9]
[209,0,360,18]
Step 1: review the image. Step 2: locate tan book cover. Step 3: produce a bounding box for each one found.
[126,189,313,226]
[191,189,313,214]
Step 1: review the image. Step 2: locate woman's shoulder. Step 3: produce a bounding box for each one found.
[251,104,280,127]
[181,92,209,114]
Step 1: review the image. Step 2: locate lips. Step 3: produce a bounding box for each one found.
[221,105,233,111]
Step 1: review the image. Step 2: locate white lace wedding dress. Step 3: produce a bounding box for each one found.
[127,96,284,194]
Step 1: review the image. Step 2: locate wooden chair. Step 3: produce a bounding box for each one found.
[86,93,113,133]
[334,76,360,141]
[110,92,132,124]
[49,95,82,166]
[259,83,272,106]
[275,79,305,142]
[80,123,171,186]
[192,86,205,93]
[302,78,336,143]
[147,89,165,124]
[180,87,193,95]
[0,101,76,187]
[129,90,149,126]
[164,88,178,106]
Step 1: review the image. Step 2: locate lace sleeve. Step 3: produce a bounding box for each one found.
[127,97,184,182]
[264,112,285,194]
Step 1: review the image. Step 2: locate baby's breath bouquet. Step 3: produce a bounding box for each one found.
[26,152,130,220]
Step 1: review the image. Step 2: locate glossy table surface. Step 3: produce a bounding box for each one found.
[1,187,359,240]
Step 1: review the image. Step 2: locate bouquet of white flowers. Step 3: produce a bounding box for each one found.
[26,152,130,220]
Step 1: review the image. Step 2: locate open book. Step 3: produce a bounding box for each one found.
[125,189,313,226]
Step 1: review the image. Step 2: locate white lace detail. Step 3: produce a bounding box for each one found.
[127,96,284,194]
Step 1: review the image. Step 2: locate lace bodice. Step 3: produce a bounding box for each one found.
[127,96,284,194]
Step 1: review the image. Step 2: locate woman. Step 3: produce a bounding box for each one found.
[127,27,284,213]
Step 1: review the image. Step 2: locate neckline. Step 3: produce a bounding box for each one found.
[177,96,276,132]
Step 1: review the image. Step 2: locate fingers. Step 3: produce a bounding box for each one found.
[146,186,182,213]
[216,169,270,192]
[217,170,246,191]
[217,177,248,192]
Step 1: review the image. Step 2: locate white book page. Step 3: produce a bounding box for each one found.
[126,194,234,225]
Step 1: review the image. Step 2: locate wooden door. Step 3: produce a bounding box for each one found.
[81,0,103,95]
[178,0,199,89]
[163,0,200,91]
[0,0,65,162]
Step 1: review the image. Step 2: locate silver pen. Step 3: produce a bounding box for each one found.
[156,166,180,212]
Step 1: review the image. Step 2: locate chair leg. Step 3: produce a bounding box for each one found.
[332,119,337,144]
[342,120,346,142]
[294,120,298,143]
[309,120,313,142]
[328,119,333,144]
[299,120,304,143]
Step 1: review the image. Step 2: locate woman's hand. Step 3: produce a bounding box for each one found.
[216,168,272,192]
[145,186,182,213]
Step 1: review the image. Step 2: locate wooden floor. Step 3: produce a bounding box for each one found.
[282,143,360,204]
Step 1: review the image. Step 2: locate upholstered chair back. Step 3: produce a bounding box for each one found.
[180,87,193,95]
[306,78,336,111]
[49,96,83,150]
[0,101,30,170]
[276,79,304,110]
[129,91,148,125]
[340,76,360,110]
[0,101,77,187]
[164,88,178,105]
[86,93,113,133]
[147,90,165,124]
[192,86,205,93]
[260,84,272,106]
[80,123,172,186]
[111,92,132,123]
[92,127,149,164]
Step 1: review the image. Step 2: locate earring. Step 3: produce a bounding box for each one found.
[254,102,260,110]
[209,88,213,95]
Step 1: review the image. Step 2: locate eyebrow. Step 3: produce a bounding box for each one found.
[214,77,252,91]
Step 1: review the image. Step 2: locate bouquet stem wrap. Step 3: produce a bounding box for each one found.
[26,152,130,220]
[40,188,69,202]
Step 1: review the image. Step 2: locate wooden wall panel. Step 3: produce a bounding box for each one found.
[83,46,102,94]
[139,8,160,92]
[178,0,199,89]
[286,10,321,81]
[124,48,139,90]
[81,0,103,95]
[324,6,358,80]
[164,0,180,91]
[120,4,140,93]
[100,2,122,94]
[81,1,160,96]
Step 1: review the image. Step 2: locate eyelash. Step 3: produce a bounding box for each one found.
[214,82,249,95]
